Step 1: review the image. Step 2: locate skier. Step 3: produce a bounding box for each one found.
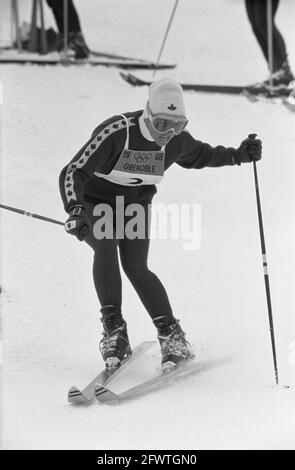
[245,0,294,88]
[46,0,89,59]
[59,78,262,374]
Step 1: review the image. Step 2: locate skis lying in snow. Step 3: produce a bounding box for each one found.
[0,57,175,70]
[95,360,199,404]
[90,49,175,69]
[68,341,156,404]
[119,71,290,94]
[0,49,175,70]
[119,71,293,104]
[120,72,246,93]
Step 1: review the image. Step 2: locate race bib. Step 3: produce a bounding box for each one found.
[95,148,165,186]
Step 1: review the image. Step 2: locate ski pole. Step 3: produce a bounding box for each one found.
[248,133,279,385]
[28,0,38,52]
[39,0,48,54]
[0,203,64,227]
[266,0,274,89]
[153,0,180,77]
[63,0,68,56]
[11,0,22,52]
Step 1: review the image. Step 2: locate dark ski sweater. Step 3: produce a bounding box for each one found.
[59,110,238,212]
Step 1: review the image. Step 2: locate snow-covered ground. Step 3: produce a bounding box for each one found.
[1,0,295,450]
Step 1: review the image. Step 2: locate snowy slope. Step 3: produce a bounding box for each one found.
[1,0,295,450]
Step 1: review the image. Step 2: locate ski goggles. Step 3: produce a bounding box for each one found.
[147,106,188,135]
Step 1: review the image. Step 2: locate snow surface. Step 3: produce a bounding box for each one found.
[1,0,295,450]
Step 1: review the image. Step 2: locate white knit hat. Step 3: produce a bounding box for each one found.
[148,78,186,117]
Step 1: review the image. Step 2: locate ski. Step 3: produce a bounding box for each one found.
[243,86,295,111]
[95,360,199,404]
[90,49,175,68]
[243,87,290,100]
[0,51,175,70]
[119,72,245,93]
[119,72,291,96]
[1,46,175,69]
[68,341,156,404]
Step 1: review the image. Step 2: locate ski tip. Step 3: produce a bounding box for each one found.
[119,71,128,81]
[67,386,90,404]
[94,383,109,398]
[122,72,137,85]
[94,383,119,403]
[119,72,149,87]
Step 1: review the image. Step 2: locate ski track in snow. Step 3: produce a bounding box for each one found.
[1,0,295,450]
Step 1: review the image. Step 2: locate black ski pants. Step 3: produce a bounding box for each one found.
[46,0,82,33]
[245,0,287,71]
[84,198,174,322]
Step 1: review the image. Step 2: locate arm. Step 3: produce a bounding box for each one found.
[176,131,262,169]
[59,125,119,213]
[59,115,128,241]
[59,134,115,241]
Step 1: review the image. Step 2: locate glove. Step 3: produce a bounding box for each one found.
[234,136,262,165]
[65,205,90,241]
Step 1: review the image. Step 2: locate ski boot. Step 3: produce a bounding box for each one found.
[67,32,89,60]
[153,316,194,373]
[57,31,89,60]
[99,305,131,375]
[262,60,294,90]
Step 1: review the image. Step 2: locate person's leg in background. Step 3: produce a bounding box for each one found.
[245,0,293,87]
[46,0,89,59]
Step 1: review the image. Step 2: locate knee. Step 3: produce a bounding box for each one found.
[121,258,147,281]
[87,237,113,256]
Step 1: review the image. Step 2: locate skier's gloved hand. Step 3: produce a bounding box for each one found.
[65,205,90,241]
[234,137,262,165]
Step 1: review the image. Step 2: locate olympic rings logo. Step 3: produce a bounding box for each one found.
[134,152,152,162]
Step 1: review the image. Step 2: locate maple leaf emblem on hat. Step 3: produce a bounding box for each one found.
[168,104,177,110]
